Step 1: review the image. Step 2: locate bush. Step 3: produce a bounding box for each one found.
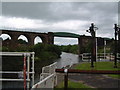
[29,43,62,60]
[2,43,62,61]
[60,44,78,54]
[1,46,9,52]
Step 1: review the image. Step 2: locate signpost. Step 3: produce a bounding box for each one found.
[118,27,120,60]
[114,24,118,68]
[86,23,98,67]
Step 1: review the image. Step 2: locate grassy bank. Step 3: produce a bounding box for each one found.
[74,61,120,79]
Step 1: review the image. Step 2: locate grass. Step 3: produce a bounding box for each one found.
[74,61,120,79]
[54,80,92,89]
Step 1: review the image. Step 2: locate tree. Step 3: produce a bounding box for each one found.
[18,39,28,44]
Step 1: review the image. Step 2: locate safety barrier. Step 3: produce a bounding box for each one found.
[117,53,120,61]
[81,53,118,61]
[81,53,91,61]
[0,52,35,90]
[32,74,55,89]
[42,62,57,74]
[31,62,57,89]
[97,53,114,60]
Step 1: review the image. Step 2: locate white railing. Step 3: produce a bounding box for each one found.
[117,53,120,60]
[31,62,57,89]
[42,62,57,74]
[0,52,35,89]
[81,53,91,61]
[32,74,55,89]
[81,53,119,61]
[97,53,114,60]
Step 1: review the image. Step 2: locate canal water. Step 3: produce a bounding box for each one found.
[2,52,82,89]
[34,52,82,84]
[56,52,82,68]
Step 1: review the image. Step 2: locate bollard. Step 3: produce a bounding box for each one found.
[64,69,68,90]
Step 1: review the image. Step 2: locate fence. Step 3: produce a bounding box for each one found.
[0,52,35,90]
[31,62,57,89]
[81,53,120,61]
[117,53,120,60]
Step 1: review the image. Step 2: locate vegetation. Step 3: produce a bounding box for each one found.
[60,38,115,54]
[74,61,120,79]
[55,80,91,89]
[1,41,62,74]
[60,44,79,54]
[29,43,62,73]
[97,39,114,53]
[2,42,61,60]
[18,39,28,45]
[29,43,61,60]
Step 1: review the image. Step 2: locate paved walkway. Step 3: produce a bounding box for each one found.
[56,71,120,89]
[69,74,120,88]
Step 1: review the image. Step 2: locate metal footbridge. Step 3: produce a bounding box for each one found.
[53,32,80,38]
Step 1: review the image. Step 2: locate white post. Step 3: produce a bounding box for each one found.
[27,54,30,89]
[96,38,98,60]
[104,40,106,60]
[31,52,35,86]
[0,52,2,90]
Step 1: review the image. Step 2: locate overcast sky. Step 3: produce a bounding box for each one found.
[0,2,118,45]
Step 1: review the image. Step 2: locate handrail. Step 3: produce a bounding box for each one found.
[0,79,30,81]
[32,74,55,89]
[56,69,120,74]
[0,52,34,56]
[0,71,34,74]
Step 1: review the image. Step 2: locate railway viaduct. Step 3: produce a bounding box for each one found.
[1,29,54,45]
[0,29,105,55]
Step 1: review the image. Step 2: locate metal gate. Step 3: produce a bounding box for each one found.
[0,52,35,90]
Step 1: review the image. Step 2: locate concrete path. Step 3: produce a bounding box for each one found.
[69,73,120,88]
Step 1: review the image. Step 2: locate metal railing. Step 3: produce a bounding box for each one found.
[0,52,35,90]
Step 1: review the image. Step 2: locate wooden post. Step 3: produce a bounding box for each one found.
[64,69,68,90]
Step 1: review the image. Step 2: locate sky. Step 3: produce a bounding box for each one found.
[0,1,119,45]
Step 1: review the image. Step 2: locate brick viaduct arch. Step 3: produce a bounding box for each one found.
[1,30,54,48]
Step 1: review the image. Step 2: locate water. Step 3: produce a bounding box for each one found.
[56,52,82,68]
[34,52,82,83]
